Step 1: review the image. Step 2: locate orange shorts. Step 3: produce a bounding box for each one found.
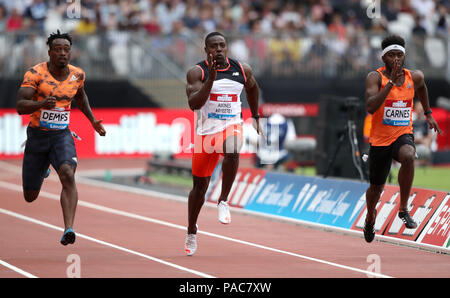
[192,124,243,177]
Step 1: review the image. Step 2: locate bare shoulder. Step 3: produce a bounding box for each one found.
[366,70,381,80]
[365,70,381,87]
[186,65,204,84]
[240,61,254,76]
[410,69,424,81]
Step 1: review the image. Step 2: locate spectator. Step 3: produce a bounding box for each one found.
[303,34,328,75]
[140,0,161,34]
[412,12,427,35]
[411,0,436,34]
[328,12,347,41]
[6,8,23,32]
[182,2,200,30]
[413,100,436,165]
[75,16,97,35]
[155,0,186,34]
[435,3,449,38]
[250,113,297,171]
[23,0,47,32]
[0,4,6,32]
[305,4,327,37]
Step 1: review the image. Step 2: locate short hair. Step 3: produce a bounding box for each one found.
[204,32,226,46]
[47,30,72,49]
[381,34,405,50]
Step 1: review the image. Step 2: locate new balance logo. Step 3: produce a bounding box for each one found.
[70,75,77,82]
[232,72,239,76]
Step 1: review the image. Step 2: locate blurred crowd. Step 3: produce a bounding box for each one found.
[0,0,448,78]
[0,0,448,37]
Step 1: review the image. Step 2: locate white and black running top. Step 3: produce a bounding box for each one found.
[195,57,247,135]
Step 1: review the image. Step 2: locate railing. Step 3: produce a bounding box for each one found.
[0,31,448,81]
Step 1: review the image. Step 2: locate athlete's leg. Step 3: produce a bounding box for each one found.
[49,129,78,230]
[365,145,392,224]
[218,151,240,204]
[218,128,243,204]
[187,175,210,234]
[396,144,415,211]
[22,127,50,203]
[365,183,384,224]
[57,163,78,230]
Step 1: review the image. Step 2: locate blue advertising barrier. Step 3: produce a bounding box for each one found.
[244,172,370,229]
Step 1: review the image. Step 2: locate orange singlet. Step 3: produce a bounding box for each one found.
[369,66,415,146]
[21,62,85,130]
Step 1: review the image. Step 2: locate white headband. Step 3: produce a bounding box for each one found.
[381,44,406,58]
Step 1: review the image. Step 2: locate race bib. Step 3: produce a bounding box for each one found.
[39,108,70,129]
[207,93,240,120]
[383,99,411,126]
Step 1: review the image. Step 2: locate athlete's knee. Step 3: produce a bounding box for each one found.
[191,177,209,197]
[58,163,76,185]
[367,184,384,198]
[398,145,415,165]
[23,190,39,203]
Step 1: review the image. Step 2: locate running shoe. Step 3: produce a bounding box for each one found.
[398,210,417,229]
[363,209,377,243]
[218,200,231,224]
[185,233,197,256]
[60,227,76,246]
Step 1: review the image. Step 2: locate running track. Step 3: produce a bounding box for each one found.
[0,158,449,278]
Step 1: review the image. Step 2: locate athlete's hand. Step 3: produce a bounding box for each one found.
[390,60,403,85]
[41,96,57,109]
[426,114,442,135]
[207,53,217,81]
[92,119,106,136]
[252,117,266,141]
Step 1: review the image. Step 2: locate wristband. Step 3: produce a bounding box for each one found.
[424,110,432,116]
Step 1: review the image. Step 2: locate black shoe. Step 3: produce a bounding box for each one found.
[398,210,417,229]
[363,209,377,243]
[60,228,76,246]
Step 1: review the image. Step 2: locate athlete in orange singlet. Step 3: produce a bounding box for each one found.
[363,35,442,243]
[184,32,263,255]
[16,30,106,245]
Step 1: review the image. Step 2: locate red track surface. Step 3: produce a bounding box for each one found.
[0,158,449,278]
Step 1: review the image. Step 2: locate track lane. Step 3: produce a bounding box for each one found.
[0,159,449,278]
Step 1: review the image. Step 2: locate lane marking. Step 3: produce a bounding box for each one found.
[0,259,38,278]
[0,180,391,278]
[0,206,214,278]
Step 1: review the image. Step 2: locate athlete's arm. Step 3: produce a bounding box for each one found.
[186,54,217,111]
[242,62,263,136]
[365,71,392,114]
[16,87,56,115]
[412,70,442,135]
[242,62,259,118]
[74,86,106,136]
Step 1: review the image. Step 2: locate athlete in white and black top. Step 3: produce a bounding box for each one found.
[184,32,263,255]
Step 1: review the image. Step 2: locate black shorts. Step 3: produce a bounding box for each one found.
[368,134,415,185]
[22,126,77,191]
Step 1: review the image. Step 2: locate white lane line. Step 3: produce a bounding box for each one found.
[0,259,38,278]
[0,180,392,278]
[0,207,214,278]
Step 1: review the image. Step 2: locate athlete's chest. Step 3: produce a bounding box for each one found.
[38,73,80,101]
